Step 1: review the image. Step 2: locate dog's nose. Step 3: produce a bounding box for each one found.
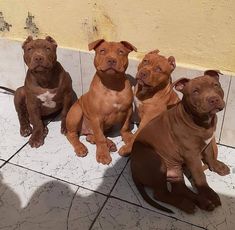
[208,96,220,106]
[107,58,117,66]
[139,70,149,79]
[34,54,44,63]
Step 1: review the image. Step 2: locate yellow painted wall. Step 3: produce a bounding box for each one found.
[0,0,235,74]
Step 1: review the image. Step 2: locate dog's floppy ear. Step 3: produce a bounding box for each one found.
[204,69,222,80]
[120,41,137,52]
[88,39,105,51]
[22,36,33,49]
[168,56,176,70]
[45,36,57,47]
[172,78,190,92]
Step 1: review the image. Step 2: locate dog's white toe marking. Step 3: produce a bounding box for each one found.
[37,91,56,108]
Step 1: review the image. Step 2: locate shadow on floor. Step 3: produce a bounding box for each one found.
[0,155,234,230]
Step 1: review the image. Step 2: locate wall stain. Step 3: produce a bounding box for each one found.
[24,12,39,36]
[0,12,12,32]
[82,2,117,43]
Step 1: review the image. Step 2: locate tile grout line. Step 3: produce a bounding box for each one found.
[218,142,235,150]
[108,195,206,230]
[0,142,29,169]
[4,161,108,197]
[3,157,204,227]
[0,159,213,229]
[219,76,232,143]
[88,158,131,230]
[0,116,58,169]
[1,154,228,229]
[0,92,56,167]
[78,51,84,95]
[66,186,80,230]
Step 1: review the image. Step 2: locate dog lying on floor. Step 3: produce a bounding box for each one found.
[131,70,230,213]
[66,39,137,165]
[0,36,75,148]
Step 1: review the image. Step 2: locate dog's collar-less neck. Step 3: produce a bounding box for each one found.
[97,72,127,91]
[180,102,215,129]
[30,62,59,88]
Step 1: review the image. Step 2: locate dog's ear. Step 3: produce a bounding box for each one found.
[22,36,33,49]
[45,36,57,47]
[168,56,176,70]
[172,78,190,92]
[204,69,222,80]
[148,49,160,55]
[88,39,105,51]
[120,41,137,52]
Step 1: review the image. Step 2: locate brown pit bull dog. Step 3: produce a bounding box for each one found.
[131,70,230,214]
[13,36,74,148]
[118,50,179,156]
[66,39,137,165]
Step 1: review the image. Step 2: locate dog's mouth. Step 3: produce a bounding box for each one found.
[35,65,47,70]
[209,106,224,115]
[99,67,124,75]
[136,78,152,88]
[29,64,50,72]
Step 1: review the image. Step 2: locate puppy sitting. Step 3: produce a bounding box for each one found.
[66,39,137,165]
[119,50,179,156]
[14,36,74,147]
[131,70,230,213]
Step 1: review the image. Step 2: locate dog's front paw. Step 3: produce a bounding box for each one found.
[118,144,131,157]
[178,198,196,214]
[198,186,221,208]
[96,150,112,165]
[212,160,230,176]
[43,126,49,137]
[75,143,88,157]
[196,195,215,212]
[107,139,117,152]
[20,125,32,137]
[29,130,45,148]
[86,135,96,144]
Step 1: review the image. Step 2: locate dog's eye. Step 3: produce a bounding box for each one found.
[143,59,148,64]
[155,67,162,72]
[193,89,200,95]
[214,83,220,88]
[46,47,51,51]
[118,50,124,55]
[100,49,105,54]
[27,47,32,51]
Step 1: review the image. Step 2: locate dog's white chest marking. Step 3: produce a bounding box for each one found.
[113,103,122,110]
[37,91,56,108]
[134,95,142,108]
[204,132,215,145]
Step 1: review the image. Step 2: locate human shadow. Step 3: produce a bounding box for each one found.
[0,157,128,230]
[0,156,235,230]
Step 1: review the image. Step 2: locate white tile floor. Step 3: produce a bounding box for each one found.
[0,86,235,229]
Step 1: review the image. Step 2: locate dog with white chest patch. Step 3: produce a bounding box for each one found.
[13,36,75,148]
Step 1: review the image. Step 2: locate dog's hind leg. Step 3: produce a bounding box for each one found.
[66,101,88,157]
[14,87,32,137]
[131,141,195,214]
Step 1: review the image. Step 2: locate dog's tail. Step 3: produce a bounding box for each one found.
[0,86,15,94]
[132,174,174,214]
